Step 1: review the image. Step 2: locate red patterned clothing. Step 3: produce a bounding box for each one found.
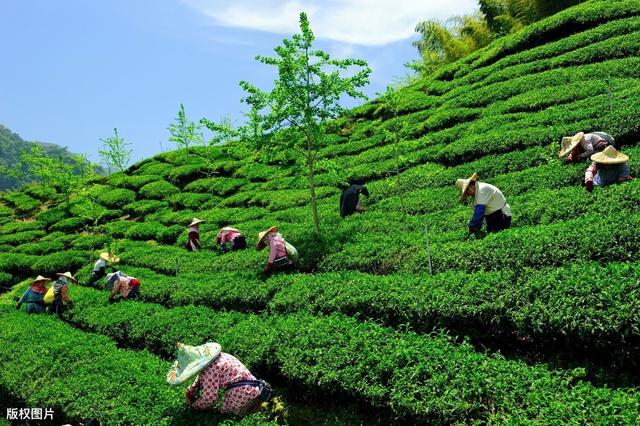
[110,277,139,299]
[187,353,260,415]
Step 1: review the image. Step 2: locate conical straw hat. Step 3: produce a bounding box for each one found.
[454,173,479,201]
[100,252,120,263]
[166,342,222,385]
[558,132,584,157]
[590,146,628,164]
[256,226,278,251]
[30,275,51,285]
[189,218,205,227]
[56,271,77,283]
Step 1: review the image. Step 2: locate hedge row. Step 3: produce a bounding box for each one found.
[321,211,640,274]
[45,285,640,424]
[269,261,640,355]
[0,308,273,426]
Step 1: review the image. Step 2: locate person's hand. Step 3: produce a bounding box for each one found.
[469,227,480,234]
[266,262,273,271]
[15,303,21,310]
[585,181,593,193]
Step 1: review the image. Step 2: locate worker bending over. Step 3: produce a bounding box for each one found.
[455,173,512,233]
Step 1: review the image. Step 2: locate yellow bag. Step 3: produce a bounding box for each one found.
[43,286,55,304]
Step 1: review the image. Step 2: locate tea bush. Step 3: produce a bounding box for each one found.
[139,180,180,200]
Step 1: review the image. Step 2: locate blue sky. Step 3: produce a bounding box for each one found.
[0,0,478,164]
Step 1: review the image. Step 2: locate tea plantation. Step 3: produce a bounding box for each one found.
[1,0,640,424]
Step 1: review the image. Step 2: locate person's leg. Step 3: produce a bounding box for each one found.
[502,215,512,230]
[485,211,501,233]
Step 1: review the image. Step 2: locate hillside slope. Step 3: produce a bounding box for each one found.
[0,123,105,191]
[1,0,640,424]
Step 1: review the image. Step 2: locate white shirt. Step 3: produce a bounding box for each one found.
[474,182,511,216]
[93,258,106,272]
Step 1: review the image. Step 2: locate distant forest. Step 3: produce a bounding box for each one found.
[0,124,104,191]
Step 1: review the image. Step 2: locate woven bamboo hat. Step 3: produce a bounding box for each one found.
[99,252,120,263]
[166,342,222,385]
[30,275,51,285]
[56,272,77,283]
[256,226,278,251]
[591,146,628,164]
[455,173,479,201]
[558,132,584,157]
[189,218,205,227]
[217,227,240,238]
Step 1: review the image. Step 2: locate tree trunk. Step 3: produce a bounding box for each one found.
[306,134,321,236]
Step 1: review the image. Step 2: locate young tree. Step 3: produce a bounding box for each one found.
[99,128,132,183]
[200,115,238,146]
[168,103,203,153]
[239,12,371,235]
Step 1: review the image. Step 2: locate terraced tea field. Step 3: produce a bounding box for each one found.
[1,0,639,424]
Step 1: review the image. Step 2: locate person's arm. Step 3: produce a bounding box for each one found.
[16,288,29,309]
[266,238,277,269]
[61,285,72,303]
[109,280,121,300]
[469,205,485,233]
[579,141,594,159]
[189,375,220,410]
[585,162,597,192]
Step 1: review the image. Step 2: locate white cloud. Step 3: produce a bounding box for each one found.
[180,0,479,46]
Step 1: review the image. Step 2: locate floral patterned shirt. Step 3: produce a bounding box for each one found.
[187,353,260,415]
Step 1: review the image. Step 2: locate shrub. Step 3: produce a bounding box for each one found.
[49,217,90,232]
[1,192,40,216]
[123,200,169,217]
[139,180,180,200]
[93,187,137,209]
[0,230,45,246]
[184,177,247,196]
[36,206,69,227]
[168,193,220,210]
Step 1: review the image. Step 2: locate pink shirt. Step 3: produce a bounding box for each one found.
[219,230,241,245]
[187,353,260,415]
[266,232,287,264]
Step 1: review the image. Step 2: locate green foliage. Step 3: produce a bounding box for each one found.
[239,12,370,235]
[0,310,273,425]
[99,128,132,181]
[90,186,136,209]
[35,285,640,424]
[123,199,169,217]
[0,229,45,246]
[139,180,180,200]
[49,217,90,232]
[1,192,40,216]
[184,177,247,196]
[167,103,203,152]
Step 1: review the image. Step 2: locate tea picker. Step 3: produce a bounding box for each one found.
[185,217,204,251]
[90,252,119,285]
[455,173,512,233]
[340,182,369,217]
[559,131,615,163]
[106,271,141,302]
[167,342,273,417]
[583,146,633,192]
[45,272,77,318]
[256,226,298,276]
[217,227,247,253]
[16,275,51,314]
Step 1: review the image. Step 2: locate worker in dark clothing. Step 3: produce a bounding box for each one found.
[340,183,369,217]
